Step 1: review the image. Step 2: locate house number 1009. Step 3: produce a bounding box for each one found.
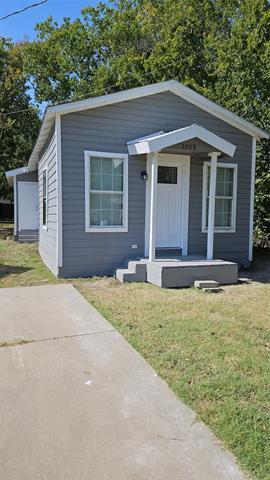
[181,143,197,151]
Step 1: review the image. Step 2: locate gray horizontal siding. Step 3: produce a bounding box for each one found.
[38,124,58,275]
[60,91,252,277]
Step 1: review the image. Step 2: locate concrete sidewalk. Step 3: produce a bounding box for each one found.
[0,284,245,480]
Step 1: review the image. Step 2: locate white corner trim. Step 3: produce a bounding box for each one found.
[144,153,190,256]
[13,178,17,236]
[84,150,128,233]
[249,137,257,261]
[128,124,236,157]
[202,161,238,234]
[56,114,63,267]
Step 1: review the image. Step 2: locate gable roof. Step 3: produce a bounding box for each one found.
[28,80,269,169]
[127,124,236,157]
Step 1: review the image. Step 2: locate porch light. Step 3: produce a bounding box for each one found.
[141,170,148,181]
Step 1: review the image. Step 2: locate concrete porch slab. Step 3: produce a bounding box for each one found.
[147,259,238,287]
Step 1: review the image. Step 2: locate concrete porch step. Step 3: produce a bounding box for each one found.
[18,235,39,243]
[18,229,39,243]
[194,280,219,289]
[116,260,147,283]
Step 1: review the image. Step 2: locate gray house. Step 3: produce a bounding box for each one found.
[6,81,268,287]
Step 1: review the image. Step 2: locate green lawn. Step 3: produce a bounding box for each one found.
[0,224,58,287]
[0,224,270,479]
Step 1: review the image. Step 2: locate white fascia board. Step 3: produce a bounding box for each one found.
[128,124,236,157]
[48,82,172,115]
[194,125,236,157]
[27,111,55,170]
[169,81,269,140]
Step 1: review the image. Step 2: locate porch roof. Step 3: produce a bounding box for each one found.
[5,166,34,188]
[127,124,236,157]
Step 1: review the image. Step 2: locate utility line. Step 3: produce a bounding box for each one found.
[0,0,48,21]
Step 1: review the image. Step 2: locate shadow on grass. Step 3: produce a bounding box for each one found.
[240,248,270,284]
[0,265,32,278]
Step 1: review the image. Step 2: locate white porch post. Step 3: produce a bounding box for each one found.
[207,151,220,260]
[149,151,159,262]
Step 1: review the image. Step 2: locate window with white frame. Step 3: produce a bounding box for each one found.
[42,168,48,228]
[85,151,128,232]
[202,162,237,232]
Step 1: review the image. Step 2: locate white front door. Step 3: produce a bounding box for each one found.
[18,182,39,230]
[156,161,182,248]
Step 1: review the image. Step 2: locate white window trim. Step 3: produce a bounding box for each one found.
[202,162,238,233]
[42,166,48,231]
[84,150,128,233]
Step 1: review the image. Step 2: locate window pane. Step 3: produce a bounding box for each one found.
[215,212,223,227]
[102,158,112,174]
[90,193,124,227]
[100,193,123,211]
[216,168,234,196]
[101,210,112,226]
[224,181,233,196]
[207,167,210,195]
[43,198,47,226]
[90,157,102,174]
[112,158,123,175]
[43,171,47,196]
[216,180,225,196]
[216,167,226,183]
[90,210,101,226]
[113,175,123,191]
[101,193,112,209]
[102,174,113,191]
[158,166,177,184]
[208,166,234,196]
[215,198,232,227]
[90,193,101,209]
[225,168,234,183]
[206,197,233,228]
[90,173,102,190]
[43,171,47,226]
[112,193,123,210]
[112,210,122,225]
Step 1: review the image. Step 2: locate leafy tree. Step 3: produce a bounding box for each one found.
[0,39,40,201]
[205,0,270,244]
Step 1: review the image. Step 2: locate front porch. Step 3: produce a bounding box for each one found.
[117,123,239,287]
[116,256,238,288]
